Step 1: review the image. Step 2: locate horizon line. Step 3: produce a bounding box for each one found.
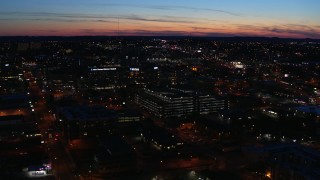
[0,35,319,40]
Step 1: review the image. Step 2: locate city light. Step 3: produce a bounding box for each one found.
[0,16,319,179]
[266,171,272,178]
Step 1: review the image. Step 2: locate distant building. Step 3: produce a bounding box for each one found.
[0,115,40,141]
[141,125,183,150]
[0,63,25,94]
[244,143,320,180]
[82,65,123,91]
[58,105,118,140]
[0,114,25,126]
[94,135,135,169]
[0,94,31,116]
[295,106,320,117]
[20,152,52,178]
[118,109,144,123]
[46,69,76,98]
[135,88,226,118]
[17,42,42,51]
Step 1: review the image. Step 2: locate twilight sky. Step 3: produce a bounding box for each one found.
[0,0,320,38]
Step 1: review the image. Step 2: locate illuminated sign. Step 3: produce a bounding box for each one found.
[231,62,244,69]
[130,68,140,71]
[91,68,117,71]
[35,171,45,175]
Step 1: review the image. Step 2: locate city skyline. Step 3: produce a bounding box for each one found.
[1,0,320,38]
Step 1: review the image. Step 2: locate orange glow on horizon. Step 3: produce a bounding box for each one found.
[1,19,319,39]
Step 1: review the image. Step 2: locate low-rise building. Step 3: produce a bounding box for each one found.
[58,105,118,140]
[135,88,226,118]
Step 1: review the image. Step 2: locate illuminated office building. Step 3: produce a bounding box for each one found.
[135,88,226,118]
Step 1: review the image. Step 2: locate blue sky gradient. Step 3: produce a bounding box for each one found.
[0,0,319,38]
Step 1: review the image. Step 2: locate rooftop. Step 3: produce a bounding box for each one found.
[58,105,118,121]
[295,106,320,115]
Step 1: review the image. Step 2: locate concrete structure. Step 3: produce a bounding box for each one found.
[135,88,226,118]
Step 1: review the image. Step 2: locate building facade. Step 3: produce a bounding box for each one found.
[135,88,226,118]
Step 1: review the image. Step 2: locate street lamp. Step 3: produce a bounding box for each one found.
[265,171,272,179]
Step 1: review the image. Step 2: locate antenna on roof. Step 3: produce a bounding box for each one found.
[118,17,120,38]
[117,16,121,45]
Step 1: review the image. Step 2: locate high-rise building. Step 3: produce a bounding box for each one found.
[82,65,123,91]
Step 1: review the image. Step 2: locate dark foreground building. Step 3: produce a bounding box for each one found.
[58,105,118,140]
[244,143,320,180]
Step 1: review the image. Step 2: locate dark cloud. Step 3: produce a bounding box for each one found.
[191,27,213,31]
[163,15,223,23]
[89,3,241,17]
[0,18,12,21]
[234,23,320,38]
[38,29,60,33]
[266,25,320,38]
[118,29,190,36]
[197,32,239,37]
[122,15,194,23]
[80,29,95,34]
[0,11,194,24]
[147,5,241,17]
[267,27,320,38]
[0,11,114,20]
[76,29,187,36]
[0,17,115,23]
[79,29,116,36]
